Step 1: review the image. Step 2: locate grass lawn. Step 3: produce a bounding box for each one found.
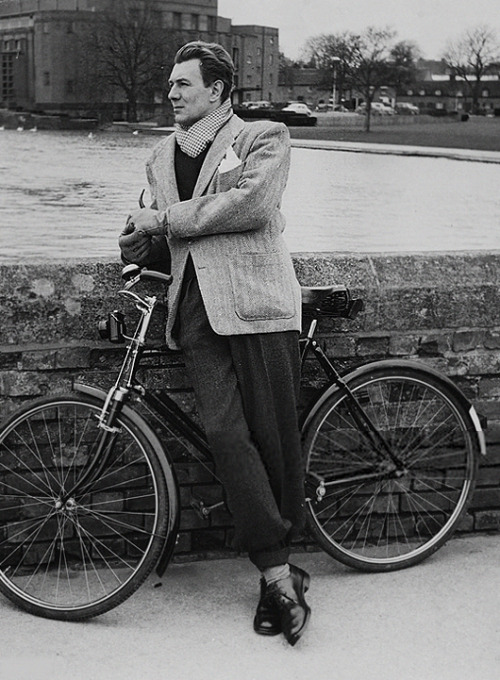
[288,115,500,152]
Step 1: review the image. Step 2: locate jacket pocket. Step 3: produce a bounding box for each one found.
[215,165,243,193]
[229,252,295,321]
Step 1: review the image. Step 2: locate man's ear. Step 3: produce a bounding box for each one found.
[210,79,224,102]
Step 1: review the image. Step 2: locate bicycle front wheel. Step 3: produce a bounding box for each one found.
[304,364,479,571]
[0,393,174,620]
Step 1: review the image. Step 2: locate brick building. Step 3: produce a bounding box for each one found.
[0,0,280,116]
[398,60,500,115]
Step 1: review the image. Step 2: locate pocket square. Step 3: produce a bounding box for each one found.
[218,146,242,174]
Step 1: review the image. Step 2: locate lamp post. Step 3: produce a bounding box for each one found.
[331,56,341,109]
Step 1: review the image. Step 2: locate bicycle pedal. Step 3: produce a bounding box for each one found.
[190,496,211,520]
[190,496,224,520]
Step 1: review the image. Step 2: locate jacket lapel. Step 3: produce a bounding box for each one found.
[162,134,180,205]
[192,114,245,198]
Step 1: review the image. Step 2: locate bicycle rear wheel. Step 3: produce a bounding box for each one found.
[0,393,175,620]
[303,364,479,571]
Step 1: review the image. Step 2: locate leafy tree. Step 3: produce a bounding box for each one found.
[81,0,181,122]
[390,40,421,95]
[443,25,500,114]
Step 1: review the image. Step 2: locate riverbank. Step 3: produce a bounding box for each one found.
[109,115,500,164]
[290,114,500,152]
[109,114,500,158]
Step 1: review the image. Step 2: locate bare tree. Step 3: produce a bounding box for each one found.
[82,0,181,122]
[302,32,358,106]
[349,27,397,131]
[443,25,500,114]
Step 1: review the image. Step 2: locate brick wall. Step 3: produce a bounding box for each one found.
[1,252,499,560]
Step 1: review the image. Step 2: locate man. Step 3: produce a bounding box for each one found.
[119,42,310,646]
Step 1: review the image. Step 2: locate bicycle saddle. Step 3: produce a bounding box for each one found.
[300,285,346,305]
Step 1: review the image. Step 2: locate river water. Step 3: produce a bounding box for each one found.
[0,129,499,263]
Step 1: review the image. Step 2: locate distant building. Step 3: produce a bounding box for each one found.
[398,59,500,115]
[0,0,280,116]
[277,67,330,107]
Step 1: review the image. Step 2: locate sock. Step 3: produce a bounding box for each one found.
[262,563,290,585]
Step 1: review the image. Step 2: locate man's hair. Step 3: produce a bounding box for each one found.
[174,41,234,102]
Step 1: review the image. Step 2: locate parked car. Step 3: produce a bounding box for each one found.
[355,102,395,116]
[240,100,272,110]
[281,102,313,116]
[394,102,420,115]
[248,100,272,110]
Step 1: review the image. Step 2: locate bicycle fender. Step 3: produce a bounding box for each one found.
[301,359,486,456]
[74,383,181,571]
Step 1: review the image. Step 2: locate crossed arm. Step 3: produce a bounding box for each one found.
[119,124,290,265]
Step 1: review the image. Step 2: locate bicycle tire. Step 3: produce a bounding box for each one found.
[0,393,176,620]
[303,363,479,571]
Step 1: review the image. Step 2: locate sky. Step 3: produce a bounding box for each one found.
[218,0,500,61]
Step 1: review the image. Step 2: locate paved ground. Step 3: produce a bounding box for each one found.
[1,533,499,680]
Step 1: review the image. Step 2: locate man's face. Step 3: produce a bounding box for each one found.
[168,59,219,126]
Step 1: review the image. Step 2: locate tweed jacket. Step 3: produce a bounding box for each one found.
[145,114,302,348]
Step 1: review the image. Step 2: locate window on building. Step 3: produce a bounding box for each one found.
[190,14,198,30]
[419,89,426,96]
[269,73,273,84]
[434,89,442,96]
[269,37,274,45]
[67,21,74,33]
[269,54,274,65]
[43,71,50,86]
[232,47,239,66]
[1,54,15,99]
[257,48,261,56]
[407,89,413,96]
[482,88,490,97]
[247,55,252,64]
[173,13,182,30]
[207,16,216,32]
[43,23,50,34]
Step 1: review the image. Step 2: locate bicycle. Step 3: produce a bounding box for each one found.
[0,265,486,621]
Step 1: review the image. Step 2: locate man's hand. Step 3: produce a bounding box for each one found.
[119,228,152,265]
[126,208,165,236]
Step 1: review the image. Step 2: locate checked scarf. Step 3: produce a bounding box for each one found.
[175,99,233,158]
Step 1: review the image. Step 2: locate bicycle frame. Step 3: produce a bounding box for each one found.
[299,321,403,465]
[85,267,487,512]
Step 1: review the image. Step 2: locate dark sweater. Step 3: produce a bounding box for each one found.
[175,143,210,280]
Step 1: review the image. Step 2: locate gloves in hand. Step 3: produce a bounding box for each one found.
[119,227,152,265]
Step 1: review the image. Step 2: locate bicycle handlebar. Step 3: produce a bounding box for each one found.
[121,264,173,288]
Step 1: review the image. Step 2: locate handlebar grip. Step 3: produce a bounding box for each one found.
[140,269,173,286]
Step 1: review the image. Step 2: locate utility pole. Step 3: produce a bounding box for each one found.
[331,56,341,108]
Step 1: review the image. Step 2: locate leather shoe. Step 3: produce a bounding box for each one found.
[268,564,311,646]
[253,577,282,636]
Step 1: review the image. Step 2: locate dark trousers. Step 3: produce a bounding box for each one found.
[177,277,305,570]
